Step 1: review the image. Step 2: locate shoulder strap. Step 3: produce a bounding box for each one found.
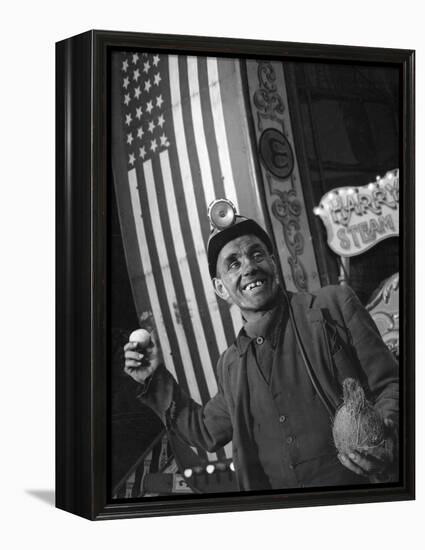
[284,291,336,419]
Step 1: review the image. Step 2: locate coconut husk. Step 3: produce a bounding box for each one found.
[332,378,390,461]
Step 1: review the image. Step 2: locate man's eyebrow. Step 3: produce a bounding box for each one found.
[223,252,239,264]
[247,243,266,253]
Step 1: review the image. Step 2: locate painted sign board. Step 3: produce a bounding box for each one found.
[314,169,399,257]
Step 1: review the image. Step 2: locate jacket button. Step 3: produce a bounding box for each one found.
[256,336,264,345]
[286,435,294,444]
[279,415,286,423]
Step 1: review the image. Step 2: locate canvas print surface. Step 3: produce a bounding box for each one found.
[110,50,399,499]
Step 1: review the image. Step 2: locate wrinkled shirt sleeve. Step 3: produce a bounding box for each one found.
[136,359,233,453]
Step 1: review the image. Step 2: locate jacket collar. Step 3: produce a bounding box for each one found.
[234,289,289,356]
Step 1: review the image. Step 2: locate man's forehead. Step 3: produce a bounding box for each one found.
[218,234,267,259]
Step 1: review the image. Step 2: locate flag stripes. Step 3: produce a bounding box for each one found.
[166,58,233,351]
[183,57,215,242]
[129,168,190,395]
[139,158,205,403]
[206,58,239,210]
[149,58,222,406]
[196,57,228,202]
[128,169,176,380]
[217,60,264,219]
[160,150,219,398]
[181,57,237,344]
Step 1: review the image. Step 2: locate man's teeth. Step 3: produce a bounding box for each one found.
[245,281,264,291]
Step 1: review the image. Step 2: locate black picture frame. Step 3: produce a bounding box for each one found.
[56,30,415,520]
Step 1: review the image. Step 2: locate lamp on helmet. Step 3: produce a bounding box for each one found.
[207,199,273,278]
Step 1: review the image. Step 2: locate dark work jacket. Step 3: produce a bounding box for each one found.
[138,285,399,492]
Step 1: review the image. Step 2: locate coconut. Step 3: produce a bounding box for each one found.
[332,378,388,459]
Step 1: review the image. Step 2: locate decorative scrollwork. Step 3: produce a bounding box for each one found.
[366,272,399,358]
[288,256,308,292]
[382,273,399,303]
[259,128,294,181]
[251,60,309,292]
[253,62,285,131]
[271,188,308,292]
[258,62,278,92]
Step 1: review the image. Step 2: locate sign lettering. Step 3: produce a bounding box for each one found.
[314,169,399,257]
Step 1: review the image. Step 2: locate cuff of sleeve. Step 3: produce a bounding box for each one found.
[135,376,153,398]
[135,364,164,398]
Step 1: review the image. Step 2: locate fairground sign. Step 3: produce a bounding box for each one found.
[314,169,399,257]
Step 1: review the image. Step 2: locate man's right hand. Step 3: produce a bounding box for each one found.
[123,330,162,384]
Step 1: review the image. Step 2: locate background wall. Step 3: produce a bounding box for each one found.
[0,1,422,548]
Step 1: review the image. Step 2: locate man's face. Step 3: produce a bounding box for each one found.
[213,234,279,317]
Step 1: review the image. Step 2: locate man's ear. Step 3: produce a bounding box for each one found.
[213,277,229,301]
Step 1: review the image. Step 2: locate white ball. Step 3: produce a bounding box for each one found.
[129,328,151,347]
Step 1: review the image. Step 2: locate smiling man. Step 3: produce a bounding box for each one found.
[124,201,398,491]
[213,235,279,321]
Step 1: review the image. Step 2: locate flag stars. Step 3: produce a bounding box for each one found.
[143,60,151,73]
[156,94,164,108]
[160,133,169,147]
[124,93,131,106]
[123,77,130,89]
[139,146,147,159]
[146,100,154,114]
[122,59,129,72]
[132,53,139,64]
[135,106,143,119]
[150,139,158,153]
[125,113,132,126]
[148,120,156,133]
[137,126,144,139]
[152,54,160,67]
[134,86,141,100]
[129,152,136,165]
[157,114,165,128]
[153,72,162,86]
[144,79,152,92]
[127,132,134,145]
[133,68,140,82]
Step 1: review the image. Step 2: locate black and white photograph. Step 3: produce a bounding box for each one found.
[109,49,402,500]
[3,0,424,547]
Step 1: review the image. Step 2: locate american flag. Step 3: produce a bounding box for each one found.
[111,51,265,461]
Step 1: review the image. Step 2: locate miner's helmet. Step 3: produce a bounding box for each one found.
[207,199,273,279]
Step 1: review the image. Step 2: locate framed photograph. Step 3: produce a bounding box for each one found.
[56,30,415,520]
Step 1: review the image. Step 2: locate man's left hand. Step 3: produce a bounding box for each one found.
[337,418,397,482]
